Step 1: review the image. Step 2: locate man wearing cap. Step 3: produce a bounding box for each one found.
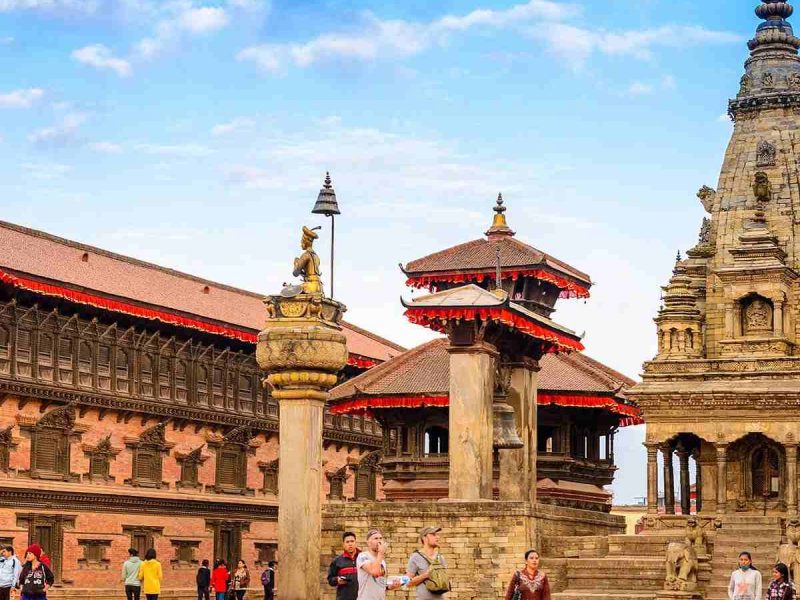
[406,527,449,599]
[356,529,402,599]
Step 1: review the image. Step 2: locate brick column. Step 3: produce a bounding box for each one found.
[447,342,497,500]
[645,443,659,515]
[716,443,728,514]
[677,447,691,515]
[499,358,539,504]
[785,443,798,516]
[662,445,675,515]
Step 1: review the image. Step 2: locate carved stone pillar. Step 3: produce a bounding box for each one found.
[692,449,702,514]
[662,445,675,515]
[725,304,734,338]
[499,359,539,504]
[785,443,798,516]
[775,301,785,337]
[677,447,691,515]
[716,444,728,514]
[447,342,497,500]
[646,443,659,515]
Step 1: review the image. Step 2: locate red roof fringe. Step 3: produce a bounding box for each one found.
[404,307,584,353]
[406,269,590,299]
[329,393,642,427]
[0,268,374,369]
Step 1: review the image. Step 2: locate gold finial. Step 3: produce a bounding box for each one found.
[486,193,515,239]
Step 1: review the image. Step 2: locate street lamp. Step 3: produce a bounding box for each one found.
[311,172,341,298]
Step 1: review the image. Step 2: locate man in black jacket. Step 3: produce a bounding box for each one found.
[196,559,211,600]
[327,531,359,600]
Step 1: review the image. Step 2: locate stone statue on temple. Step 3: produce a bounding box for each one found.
[753,172,772,205]
[684,517,708,555]
[697,185,716,213]
[664,539,699,591]
[777,518,800,586]
[292,226,323,296]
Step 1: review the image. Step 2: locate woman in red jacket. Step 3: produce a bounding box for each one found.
[210,560,229,600]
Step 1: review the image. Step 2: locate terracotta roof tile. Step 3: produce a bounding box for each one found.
[404,237,591,285]
[330,337,636,402]
[0,220,404,361]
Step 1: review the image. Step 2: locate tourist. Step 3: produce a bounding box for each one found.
[196,559,211,600]
[260,561,275,600]
[231,560,250,600]
[727,551,761,600]
[327,531,359,600]
[765,563,793,600]
[121,548,142,600]
[0,546,21,600]
[137,548,162,600]
[210,559,229,600]
[356,529,402,599]
[406,527,450,598]
[16,544,54,600]
[504,549,551,600]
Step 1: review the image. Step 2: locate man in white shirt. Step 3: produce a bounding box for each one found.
[356,529,402,600]
[0,546,21,600]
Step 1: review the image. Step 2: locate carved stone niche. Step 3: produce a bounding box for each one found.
[742,294,773,337]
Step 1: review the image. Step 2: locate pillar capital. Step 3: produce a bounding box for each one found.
[446,340,499,359]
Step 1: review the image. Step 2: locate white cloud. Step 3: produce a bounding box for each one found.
[211,117,255,136]
[72,44,132,76]
[20,161,71,180]
[136,142,212,157]
[0,87,44,108]
[88,141,123,153]
[238,0,575,73]
[628,82,654,95]
[0,0,99,13]
[627,74,677,97]
[28,113,86,146]
[179,6,229,33]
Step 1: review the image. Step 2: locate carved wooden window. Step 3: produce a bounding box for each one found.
[212,367,224,408]
[352,451,381,501]
[18,513,75,584]
[170,540,200,568]
[0,326,9,375]
[123,526,162,558]
[85,436,116,482]
[31,425,71,480]
[58,337,74,384]
[159,356,172,399]
[132,449,161,487]
[116,348,130,393]
[226,371,235,410]
[216,448,245,491]
[261,460,278,495]
[97,345,111,390]
[238,374,253,413]
[37,332,54,380]
[16,329,32,378]
[0,427,15,472]
[140,353,154,397]
[424,426,448,456]
[177,446,204,490]
[255,542,277,567]
[78,340,93,387]
[175,360,188,402]
[207,520,248,571]
[77,539,111,569]
[195,364,209,405]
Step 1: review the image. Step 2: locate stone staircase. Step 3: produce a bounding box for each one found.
[705,515,783,600]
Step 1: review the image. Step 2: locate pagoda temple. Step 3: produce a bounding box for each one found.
[329,199,641,511]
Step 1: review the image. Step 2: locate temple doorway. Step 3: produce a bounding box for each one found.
[730,433,786,512]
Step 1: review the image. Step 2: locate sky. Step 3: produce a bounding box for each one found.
[0,0,764,503]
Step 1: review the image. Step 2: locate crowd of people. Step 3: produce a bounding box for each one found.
[0,544,55,600]
[728,551,797,600]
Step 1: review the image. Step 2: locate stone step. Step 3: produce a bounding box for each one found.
[553,592,656,600]
[607,533,684,556]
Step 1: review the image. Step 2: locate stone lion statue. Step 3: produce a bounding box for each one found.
[664,540,699,591]
[777,518,800,586]
[753,171,772,204]
[684,517,708,555]
[697,185,716,213]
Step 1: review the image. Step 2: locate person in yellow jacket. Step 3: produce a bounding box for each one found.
[137,548,163,600]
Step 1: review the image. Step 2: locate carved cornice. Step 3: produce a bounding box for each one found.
[0,486,277,519]
[729,93,800,120]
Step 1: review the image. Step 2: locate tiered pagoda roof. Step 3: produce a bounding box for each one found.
[402,195,592,299]
[329,337,642,426]
[0,220,403,367]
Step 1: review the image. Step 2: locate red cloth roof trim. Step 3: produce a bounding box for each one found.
[329,395,449,415]
[0,268,373,369]
[404,306,584,353]
[406,269,590,299]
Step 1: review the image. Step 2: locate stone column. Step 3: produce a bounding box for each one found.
[785,443,798,516]
[724,304,734,338]
[499,359,539,504]
[775,301,785,337]
[645,443,659,515]
[677,447,691,515]
[662,445,675,515]
[447,342,497,500]
[692,449,702,514]
[716,443,728,515]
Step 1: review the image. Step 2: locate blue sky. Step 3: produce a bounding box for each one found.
[0,0,763,502]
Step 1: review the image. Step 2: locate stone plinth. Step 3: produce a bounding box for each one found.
[447,343,496,500]
[656,591,702,600]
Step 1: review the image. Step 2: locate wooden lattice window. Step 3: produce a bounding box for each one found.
[140,353,154,397]
[158,356,172,399]
[97,345,111,390]
[27,405,77,481]
[78,341,92,387]
[58,337,74,384]
[37,332,54,380]
[170,540,200,568]
[0,326,9,358]
[16,329,32,378]
[0,427,16,472]
[128,423,168,488]
[175,360,188,402]
[77,539,111,569]
[177,446,205,490]
[212,367,224,408]
[260,460,278,495]
[206,520,248,572]
[116,348,130,393]
[255,542,277,567]
[238,373,253,412]
[18,513,75,584]
[196,365,209,406]
[216,448,245,490]
[85,435,117,482]
[123,526,163,558]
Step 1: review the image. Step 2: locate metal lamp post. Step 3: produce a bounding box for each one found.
[311,172,341,298]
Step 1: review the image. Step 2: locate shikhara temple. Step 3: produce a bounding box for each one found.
[329,198,641,510]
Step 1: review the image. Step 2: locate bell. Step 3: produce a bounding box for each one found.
[312,172,341,216]
[493,400,524,450]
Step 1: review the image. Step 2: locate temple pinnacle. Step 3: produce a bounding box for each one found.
[486,193,515,239]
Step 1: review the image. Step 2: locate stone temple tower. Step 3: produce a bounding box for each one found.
[629,0,800,518]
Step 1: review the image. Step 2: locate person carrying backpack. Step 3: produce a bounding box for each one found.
[260,561,275,600]
[406,527,450,598]
[196,559,211,600]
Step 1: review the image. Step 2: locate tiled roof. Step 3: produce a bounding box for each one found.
[330,337,636,402]
[404,236,591,286]
[0,220,404,362]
